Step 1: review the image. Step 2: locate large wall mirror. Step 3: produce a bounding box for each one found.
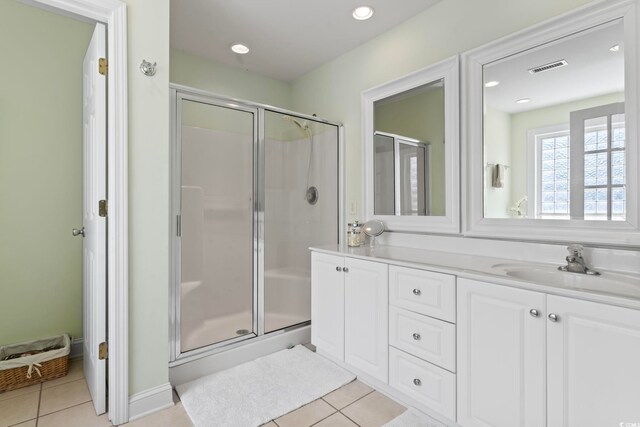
[464,0,639,245]
[363,56,460,233]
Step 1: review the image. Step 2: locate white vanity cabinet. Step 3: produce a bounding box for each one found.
[547,295,640,427]
[458,278,640,427]
[457,278,546,427]
[311,252,389,382]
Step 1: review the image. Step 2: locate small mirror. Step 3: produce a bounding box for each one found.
[483,19,626,221]
[363,56,460,233]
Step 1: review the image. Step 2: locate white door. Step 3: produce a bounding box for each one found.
[311,252,345,360]
[547,296,640,427]
[82,23,107,415]
[344,258,389,382]
[457,279,546,427]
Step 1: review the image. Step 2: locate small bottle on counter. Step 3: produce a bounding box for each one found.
[347,221,363,247]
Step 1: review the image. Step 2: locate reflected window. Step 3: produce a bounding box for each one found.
[530,103,626,220]
[534,129,571,219]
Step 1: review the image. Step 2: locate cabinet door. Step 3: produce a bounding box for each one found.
[457,279,546,427]
[344,257,389,382]
[311,252,344,360]
[547,296,640,427]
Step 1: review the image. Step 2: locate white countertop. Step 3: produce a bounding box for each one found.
[310,244,640,310]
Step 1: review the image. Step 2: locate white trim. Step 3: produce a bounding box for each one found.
[362,55,460,234]
[462,0,640,245]
[128,383,174,422]
[23,0,129,424]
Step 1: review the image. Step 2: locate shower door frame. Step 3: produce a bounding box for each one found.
[169,84,344,364]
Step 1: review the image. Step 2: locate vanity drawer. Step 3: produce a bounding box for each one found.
[389,346,456,420]
[389,266,456,322]
[389,306,456,372]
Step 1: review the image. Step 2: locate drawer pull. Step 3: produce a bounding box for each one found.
[412,333,421,340]
[548,313,559,322]
[343,267,349,273]
[412,288,421,296]
[529,309,539,318]
[336,266,342,272]
[413,378,422,386]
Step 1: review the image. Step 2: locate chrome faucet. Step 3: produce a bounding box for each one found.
[558,244,600,275]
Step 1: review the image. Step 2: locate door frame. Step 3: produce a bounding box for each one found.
[21,0,129,424]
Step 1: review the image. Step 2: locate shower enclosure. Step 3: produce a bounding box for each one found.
[169,86,342,362]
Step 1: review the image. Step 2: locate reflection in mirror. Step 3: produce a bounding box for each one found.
[374,132,430,216]
[483,19,626,221]
[374,79,445,216]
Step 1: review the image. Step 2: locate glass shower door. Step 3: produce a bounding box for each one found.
[179,98,256,353]
[263,110,339,333]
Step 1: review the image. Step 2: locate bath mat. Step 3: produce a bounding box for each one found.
[175,345,355,427]
[383,408,447,427]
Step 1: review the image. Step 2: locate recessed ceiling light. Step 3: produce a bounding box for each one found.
[484,81,500,88]
[610,44,620,52]
[352,6,374,20]
[516,98,531,104]
[230,43,250,54]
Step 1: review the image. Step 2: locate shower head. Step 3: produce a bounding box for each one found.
[283,115,309,131]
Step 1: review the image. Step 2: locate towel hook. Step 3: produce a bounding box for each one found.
[140,60,157,77]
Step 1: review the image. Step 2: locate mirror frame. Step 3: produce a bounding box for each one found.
[462,0,640,246]
[362,55,460,233]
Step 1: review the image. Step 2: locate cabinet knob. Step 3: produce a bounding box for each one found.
[412,288,421,296]
[343,267,349,273]
[529,309,539,318]
[413,378,421,386]
[336,266,342,272]
[548,313,559,322]
[412,333,421,340]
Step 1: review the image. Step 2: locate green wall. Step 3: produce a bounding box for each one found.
[508,92,625,204]
[288,0,595,222]
[171,48,292,109]
[484,91,625,217]
[484,106,513,218]
[0,1,92,345]
[125,0,171,395]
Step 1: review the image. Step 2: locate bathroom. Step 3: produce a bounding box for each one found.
[1,0,639,426]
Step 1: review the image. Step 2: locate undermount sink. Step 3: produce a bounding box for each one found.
[500,265,640,297]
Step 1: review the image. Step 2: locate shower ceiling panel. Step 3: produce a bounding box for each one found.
[170,0,441,81]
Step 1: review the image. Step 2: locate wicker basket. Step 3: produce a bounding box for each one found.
[0,335,70,392]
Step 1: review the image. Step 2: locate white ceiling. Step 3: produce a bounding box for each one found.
[171,0,441,82]
[484,19,625,114]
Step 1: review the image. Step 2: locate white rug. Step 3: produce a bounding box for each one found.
[383,408,447,427]
[175,345,355,427]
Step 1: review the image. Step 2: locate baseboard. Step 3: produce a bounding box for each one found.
[128,383,174,421]
[70,338,83,359]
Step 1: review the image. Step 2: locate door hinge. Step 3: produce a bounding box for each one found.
[98,342,108,360]
[99,58,108,76]
[99,200,108,217]
[177,215,181,237]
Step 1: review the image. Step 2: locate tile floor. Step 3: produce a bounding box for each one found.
[0,356,409,427]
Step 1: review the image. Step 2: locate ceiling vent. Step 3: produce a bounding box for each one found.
[528,59,568,74]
